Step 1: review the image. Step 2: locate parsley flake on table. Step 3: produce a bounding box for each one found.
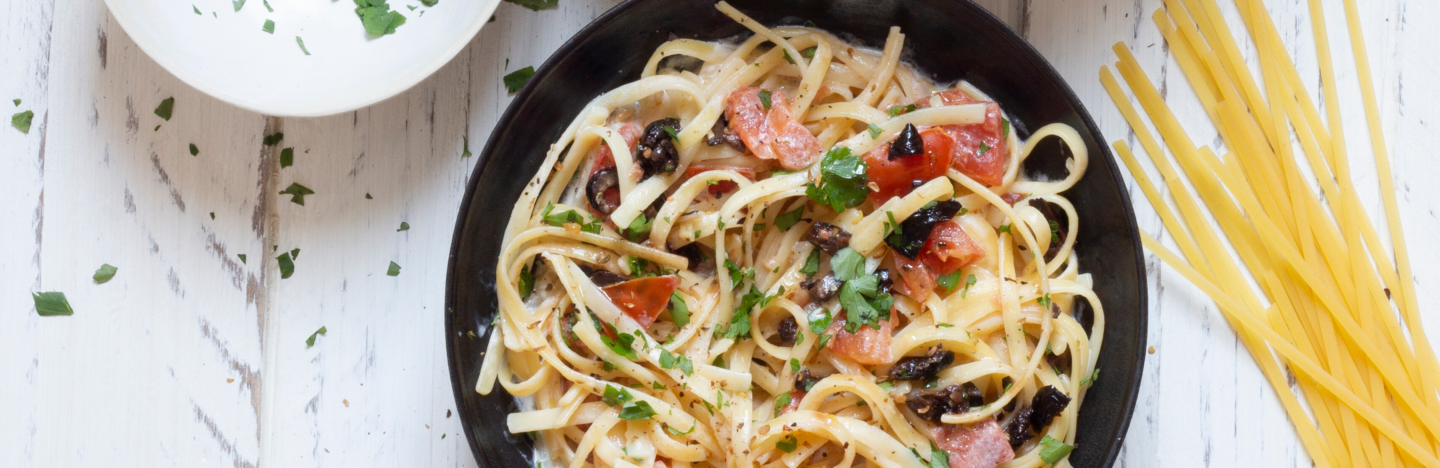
[365,193,373,199]
[420,0,438,5]
[33,292,74,316]
[93,264,118,284]
[12,110,33,134]
[209,212,215,220]
[503,66,535,94]
[154,97,174,120]
[189,143,199,156]
[387,261,402,276]
[296,36,311,55]
[262,132,284,146]
[279,182,314,205]
[12,98,19,106]
[461,136,472,157]
[193,5,202,14]
[397,222,409,232]
[306,326,327,346]
[280,147,294,167]
[233,0,245,12]
[238,253,247,264]
[503,0,557,11]
[263,0,273,12]
[354,0,407,36]
[804,146,869,211]
[262,19,275,34]
[276,251,296,279]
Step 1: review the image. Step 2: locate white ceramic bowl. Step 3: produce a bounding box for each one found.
[105,0,501,117]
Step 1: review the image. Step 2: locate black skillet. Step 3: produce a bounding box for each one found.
[445,0,1147,466]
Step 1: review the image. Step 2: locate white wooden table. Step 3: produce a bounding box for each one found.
[3,0,1435,466]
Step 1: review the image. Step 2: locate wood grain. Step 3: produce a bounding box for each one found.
[1,0,1433,467]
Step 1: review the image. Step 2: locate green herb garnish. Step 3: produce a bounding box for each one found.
[94,264,118,284]
[868,124,882,139]
[503,0,557,11]
[279,147,295,167]
[154,97,174,120]
[829,247,865,282]
[518,264,534,299]
[669,292,690,328]
[886,104,917,117]
[937,271,961,294]
[354,0,407,36]
[664,424,695,436]
[279,182,314,205]
[277,251,296,279]
[773,391,792,417]
[238,254,247,264]
[977,141,990,156]
[1037,435,1075,464]
[387,261,401,276]
[617,400,656,421]
[804,146,869,211]
[960,274,976,298]
[659,348,694,375]
[775,206,805,232]
[306,326,327,346]
[800,249,820,278]
[930,442,951,468]
[233,0,246,12]
[262,19,275,34]
[190,143,200,156]
[32,292,73,316]
[758,90,772,110]
[503,67,536,93]
[262,132,284,146]
[776,435,798,453]
[296,36,311,55]
[397,221,410,232]
[462,136,472,157]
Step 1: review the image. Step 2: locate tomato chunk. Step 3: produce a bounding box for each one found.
[725,88,820,170]
[920,221,984,276]
[778,390,804,416]
[825,315,896,365]
[918,90,1007,186]
[894,254,937,300]
[601,275,680,329]
[932,419,1015,468]
[863,127,955,204]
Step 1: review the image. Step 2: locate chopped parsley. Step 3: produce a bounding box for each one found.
[354,0,407,36]
[774,206,805,232]
[804,146,869,211]
[838,274,893,332]
[828,247,865,282]
[1080,368,1100,387]
[233,0,245,12]
[503,67,536,93]
[808,309,833,351]
[960,274,977,298]
[277,251,296,279]
[364,193,373,199]
[503,0,557,11]
[262,132,284,146]
[936,271,961,293]
[420,0,438,5]
[238,253,247,264]
[617,400,656,421]
[668,292,690,328]
[262,19,275,34]
[1002,119,1011,139]
[662,125,679,141]
[929,442,951,468]
[306,326,327,346]
[758,90,773,110]
[518,264,534,299]
[723,258,754,284]
[154,97,175,120]
[776,435,798,453]
[279,182,315,205]
[397,221,410,232]
[93,264,118,284]
[602,385,632,406]
[1037,293,1052,308]
[867,124,882,139]
[659,348,694,375]
[718,285,770,340]
[32,292,73,316]
[387,260,402,276]
[998,223,1012,235]
[1037,435,1075,464]
[886,104,917,117]
[624,214,653,242]
[977,141,990,156]
[190,143,200,156]
[462,136,472,157]
[800,249,820,278]
[803,47,816,58]
[790,358,800,373]
[193,5,201,14]
[593,315,637,359]
[539,203,602,233]
[263,0,273,11]
[295,36,311,55]
[664,424,695,437]
[280,147,293,167]
[1049,219,1061,241]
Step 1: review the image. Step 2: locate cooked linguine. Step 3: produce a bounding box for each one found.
[478,3,1101,468]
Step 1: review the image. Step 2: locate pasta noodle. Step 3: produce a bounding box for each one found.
[479,4,1099,468]
[1104,0,1440,466]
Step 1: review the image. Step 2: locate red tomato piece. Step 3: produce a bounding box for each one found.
[779,390,804,416]
[917,90,1007,186]
[932,419,1016,468]
[601,275,680,329]
[683,155,770,196]
[920,221,985,276]
[894,253,937,300]
[863,128,955,204]
[1000,192,1025,205]
[825,314,897,365]
[725,88,820,170]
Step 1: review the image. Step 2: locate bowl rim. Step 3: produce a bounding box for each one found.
[101,0,503,117]
[445,1,1148,466]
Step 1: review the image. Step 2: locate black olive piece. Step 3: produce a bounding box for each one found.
[875,268,893,295]
[804,222,852,254]
[706,114,747,152]
[889,123,924,160]
[959,382,985,407]
[672,243,707,271]
[1028,199,1068,261]
[637,118,682,178]
[1028,385,1072,432]
[888,345,956,380]
[1047,349,1072,375]
[1005,405,1035,448]
[802,274,841,302]
[578,264,627,288]
[794,369,822,392]
[777,316,798,345]
[886,200,964,259]
[944,384,973,414]
[586,166,621,215]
